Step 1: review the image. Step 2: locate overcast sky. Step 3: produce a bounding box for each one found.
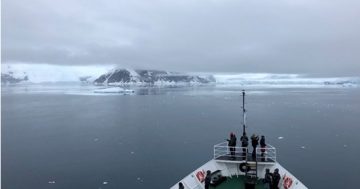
[2,0,360,75]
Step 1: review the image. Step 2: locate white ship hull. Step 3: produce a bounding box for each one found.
[170,158,307,189]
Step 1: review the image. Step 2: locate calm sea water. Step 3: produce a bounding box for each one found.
[2,85,360,189]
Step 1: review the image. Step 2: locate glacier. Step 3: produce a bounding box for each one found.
[1,63,113,83]
[213,73,360,88]
[1,64,359,88]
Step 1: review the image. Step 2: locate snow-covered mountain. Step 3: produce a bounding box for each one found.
[94,68,216,86]
[1,64,359,87]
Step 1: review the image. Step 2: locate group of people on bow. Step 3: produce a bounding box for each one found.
[226,132,267,160]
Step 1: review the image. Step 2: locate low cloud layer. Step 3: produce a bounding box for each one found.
[2,0,360,76]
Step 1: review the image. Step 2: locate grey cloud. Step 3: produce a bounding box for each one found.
[2,0,360,76]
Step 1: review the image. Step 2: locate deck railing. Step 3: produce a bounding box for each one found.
[256,144,277,162]
[213,142,277,162]
[213,142,248,160]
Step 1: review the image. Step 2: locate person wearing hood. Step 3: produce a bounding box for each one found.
[178,182,184,189]
[263,168,273,189]
[240,132,249,160]
[251,134,259,158]
[272,168,281,189]
[226,132,237,159]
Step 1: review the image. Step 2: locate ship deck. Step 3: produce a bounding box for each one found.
[210,176,265,189]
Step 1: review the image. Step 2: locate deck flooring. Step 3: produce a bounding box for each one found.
[215,152,275,163]
[210,176,265,189]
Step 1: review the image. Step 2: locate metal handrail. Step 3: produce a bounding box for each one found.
[213,142,248,160]
[256,144,276,162]
[213,142,277,162]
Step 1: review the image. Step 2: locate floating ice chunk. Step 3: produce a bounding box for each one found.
[137,177,143,182]
[344,144,348,148]
[94,138,99,142]
[300,146,306,149]
[94,87,134,94]
[48,181,56,184]
[278,137,284,140]
[103,181,108,185]
[130,151,135,154]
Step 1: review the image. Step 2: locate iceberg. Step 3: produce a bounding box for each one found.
[93,87,134,94]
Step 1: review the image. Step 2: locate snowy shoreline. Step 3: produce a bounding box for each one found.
[2,64,359,88]
[93,87,135,94]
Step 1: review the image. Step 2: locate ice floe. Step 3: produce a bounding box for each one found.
[93,87,134,94]
[137,177,144,182]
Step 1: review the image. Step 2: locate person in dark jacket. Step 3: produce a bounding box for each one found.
[226,132,237,159]
[204,170,211,189]
[178,182,184,189]
[260,135,266,161]
[251,134,259,158]
[272,168,281,189]
[263,168,273,189]
[240,132,249,160]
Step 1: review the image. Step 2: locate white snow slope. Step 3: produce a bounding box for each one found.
[1,63,114,83]
[213,73,360,87]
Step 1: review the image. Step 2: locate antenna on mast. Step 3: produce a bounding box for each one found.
[242,90,246,135]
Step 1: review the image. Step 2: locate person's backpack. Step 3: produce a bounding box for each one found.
[242,138,248,147]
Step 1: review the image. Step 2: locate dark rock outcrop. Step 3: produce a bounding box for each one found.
[1,73,28,84]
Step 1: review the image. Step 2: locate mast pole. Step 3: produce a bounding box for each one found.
[242,90,246,135]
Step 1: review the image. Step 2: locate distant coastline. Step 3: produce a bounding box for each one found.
[2,64,359,88]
